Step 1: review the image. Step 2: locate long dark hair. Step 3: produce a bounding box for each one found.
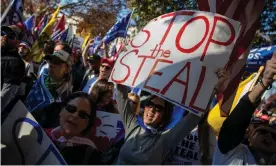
[63,91,96,135]
[90,79,116,113]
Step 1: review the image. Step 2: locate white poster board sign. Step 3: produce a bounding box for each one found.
[109,10,241,116]
[87,111,124,151]
[71,35,84,49]
[1,101,66,165]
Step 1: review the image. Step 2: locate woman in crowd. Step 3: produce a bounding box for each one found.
[128,92,141,115]
[90,79,118,113]
[44,92,100,165]
[213,54,276,165]
[115,83,202,164]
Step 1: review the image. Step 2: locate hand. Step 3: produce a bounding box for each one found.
[88,39,94,45]
[262,51,276,87]
[100,41,105,50]
[121,45,127,52]
[214,68,229,92]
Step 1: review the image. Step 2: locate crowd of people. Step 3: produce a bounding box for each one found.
[1,23,276,165]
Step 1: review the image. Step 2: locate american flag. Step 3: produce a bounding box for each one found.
[52,14,66,36]
[36,14,49,36]
[103,12,132,44]
[197,0,265,116]
[51,28,68,42]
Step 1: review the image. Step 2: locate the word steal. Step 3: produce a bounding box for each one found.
[110,10,241,116]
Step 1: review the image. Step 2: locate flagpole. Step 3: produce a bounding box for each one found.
[1,0,15,24]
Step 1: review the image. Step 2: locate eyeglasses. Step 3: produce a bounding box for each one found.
[256,129,276,140]
[1,31,17,40]
[145,101,165,112]
[101,65,111,70]
[65,104,90,120]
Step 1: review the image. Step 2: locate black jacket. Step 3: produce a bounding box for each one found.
[1,50,25,88]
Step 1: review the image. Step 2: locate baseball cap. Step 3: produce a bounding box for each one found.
[44,50,72,66]
[1,25,22,40]
[101,58,115,68]
[87,54,101,63]
[19,42,31,51]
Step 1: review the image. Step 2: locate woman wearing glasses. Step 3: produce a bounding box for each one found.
[44,92,100,165]
[115,83,202,164]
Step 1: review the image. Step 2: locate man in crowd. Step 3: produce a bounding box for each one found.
[38,41,71,76]
[37,40,55,75]
[16,42,36,100]
[1,25,25,111]
[83,57,115,94]
[79,54,102,91]
[25,45,73,113]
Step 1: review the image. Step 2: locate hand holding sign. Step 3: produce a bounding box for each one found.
[110,11,241,116]
[262,51,276,87]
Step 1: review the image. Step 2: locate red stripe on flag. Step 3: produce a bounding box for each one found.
[198,0,265,115]
[197,0,210,12]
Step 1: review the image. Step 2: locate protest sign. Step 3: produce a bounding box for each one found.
[246,45,276,73]
[88,111,124,151]
[109,10,241,116]
[164,127,200,165]
[1,101,66,165]
[70,35,84,49]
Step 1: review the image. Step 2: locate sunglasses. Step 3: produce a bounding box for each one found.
[256,129,276,140]
[1,31,17,40]
[145,101,165,112]
[65,104,90,120]
[101,65,111,70]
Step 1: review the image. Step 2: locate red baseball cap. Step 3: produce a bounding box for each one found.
[101,58,115,68]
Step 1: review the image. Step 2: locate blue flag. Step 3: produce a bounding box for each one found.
[1,0,24,26]
[88,36,102,55]
[103,12,131,44]
[24,15,35,31]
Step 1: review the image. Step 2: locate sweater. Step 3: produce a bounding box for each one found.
[115,84,202,164]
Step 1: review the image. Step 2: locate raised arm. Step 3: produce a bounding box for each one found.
[116,84,138,132]
[218,53,276,154]
[82,39,94,67]
[100,42,109,59]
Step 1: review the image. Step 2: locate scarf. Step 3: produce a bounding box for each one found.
[50,127,97,150]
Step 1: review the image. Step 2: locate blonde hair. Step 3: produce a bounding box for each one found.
[128,93,141,115]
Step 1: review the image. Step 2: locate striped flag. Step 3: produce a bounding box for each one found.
[52,14,66,37]
[51,28,68,42]
[198,0,265,116]
[31,6,61,63]
[36,14,49,36]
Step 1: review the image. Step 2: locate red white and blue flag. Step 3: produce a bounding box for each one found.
[197,0,265,116]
